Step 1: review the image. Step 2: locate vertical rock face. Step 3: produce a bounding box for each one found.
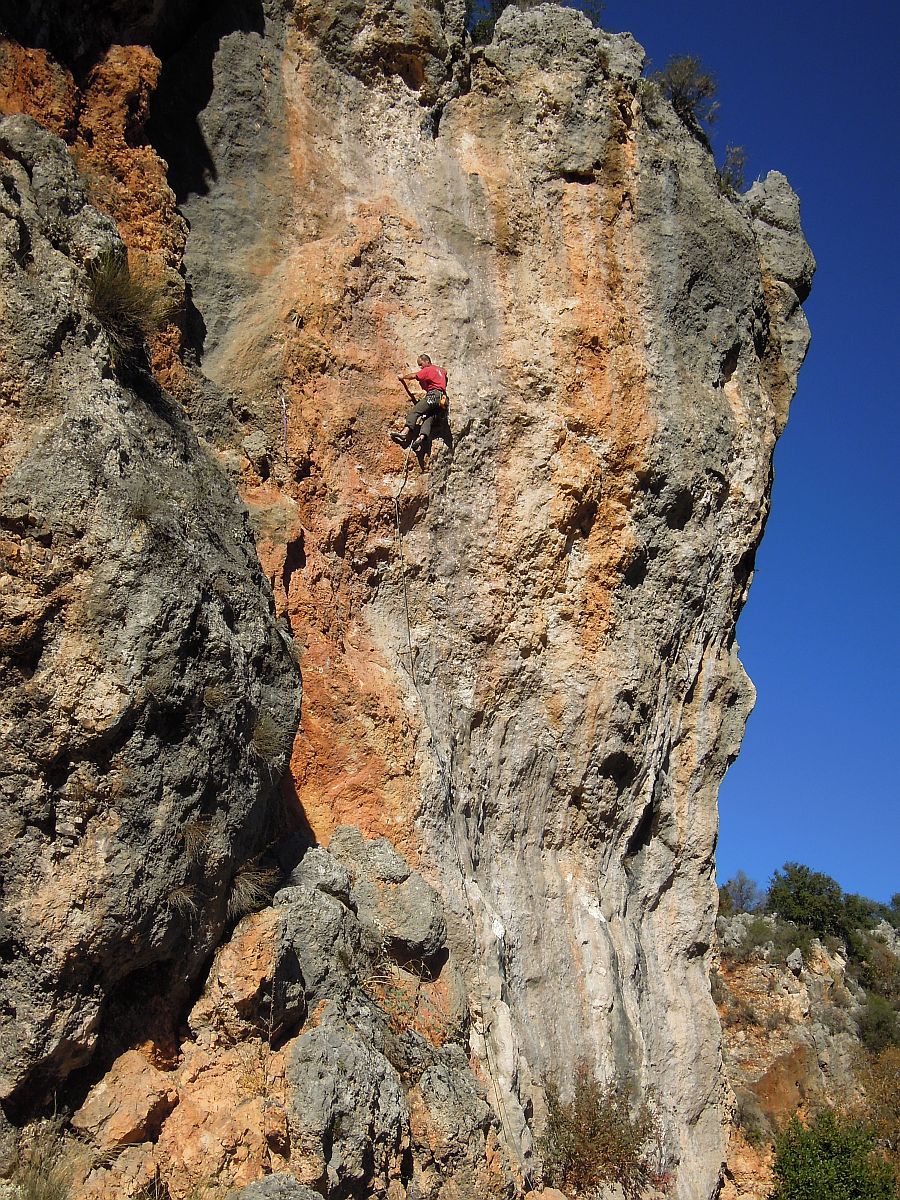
[154,2,812,1194]
[0,114,300,1106]
[0,0,813,1194]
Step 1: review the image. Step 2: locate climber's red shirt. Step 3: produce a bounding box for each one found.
[415,365,447,392]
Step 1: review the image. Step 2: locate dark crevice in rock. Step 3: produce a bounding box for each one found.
[1,0,257,78]
[41,960,189,1124]
[147,0,266,205]
[383,49,427,92]
[719,341,741,386]
[562,495,599,554]
[623,546,648,587]
[559,168,597,185]
[181,281,209,362]
[734,545,757,593]
[623,795,657,865]
[599,749,638,789]
[283,533,306,595]
[664,487,694,531]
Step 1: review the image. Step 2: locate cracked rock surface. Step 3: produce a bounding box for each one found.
[158,3,811,1192]
[0,113,300,1106]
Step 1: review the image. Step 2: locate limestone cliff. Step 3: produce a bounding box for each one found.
[0,2,813,1198]
[0,114,301,1106]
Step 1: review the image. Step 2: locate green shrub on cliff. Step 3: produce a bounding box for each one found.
[651,55,719,142]
[725,915,814,965]
[540,1062,666,1199]
[87,248,173,369]
[859,995,900,1056]
[849,930,900,1001]
[769,1109,897,1200]
[859,1046,900,1182]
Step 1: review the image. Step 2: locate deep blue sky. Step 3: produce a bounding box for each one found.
[596,0,900,902]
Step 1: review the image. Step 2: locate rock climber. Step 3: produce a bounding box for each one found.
[391,354,449,452]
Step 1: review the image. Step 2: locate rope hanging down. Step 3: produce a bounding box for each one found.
[388,445,533,1189]
[392,444,417,689]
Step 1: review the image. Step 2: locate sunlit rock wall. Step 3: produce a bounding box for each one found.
[0,0,812,1192]
[154,2,812,1192]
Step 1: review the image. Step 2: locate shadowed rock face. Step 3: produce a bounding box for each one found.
[0,114,300,1107]
[153,2,812,1194]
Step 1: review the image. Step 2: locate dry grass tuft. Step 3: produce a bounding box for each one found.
[181,819,211,863]
[249,710,293,767]
[14,1123,78,1200]
[227,860,279,920]
[87,248,174,369]
[166,885,200,920]
[202,685,230,712]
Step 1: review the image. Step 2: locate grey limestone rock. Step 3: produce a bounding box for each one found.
[41,0,813,1191]
[415,1045,492,1149]
[743,171,817,299]
[233,1174,321,1200]
[282,845,352,901]
[328,826,447,964]
[274,880,362,1010]
[285,1011,410,1195]
[0,1109,16,1178]
[0,114,301,1106]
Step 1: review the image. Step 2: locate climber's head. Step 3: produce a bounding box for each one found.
[417,354,432,366]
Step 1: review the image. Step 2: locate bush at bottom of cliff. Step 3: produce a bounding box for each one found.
[538,1061,668,1199]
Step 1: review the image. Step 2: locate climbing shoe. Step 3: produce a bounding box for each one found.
[410,435,426,453]
[390,430,409,446]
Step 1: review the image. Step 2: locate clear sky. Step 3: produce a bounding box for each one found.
[594,0,900,902]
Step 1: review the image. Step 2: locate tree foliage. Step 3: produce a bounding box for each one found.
[720,870,763,915]
[651,54,718,140]
[766,863,848,940]
[769,1109,897,1200]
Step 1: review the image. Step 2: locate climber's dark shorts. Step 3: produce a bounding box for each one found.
[405,390,447,440]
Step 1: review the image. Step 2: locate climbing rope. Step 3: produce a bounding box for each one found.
[389,450,533,1189]
[392,445,417,689]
